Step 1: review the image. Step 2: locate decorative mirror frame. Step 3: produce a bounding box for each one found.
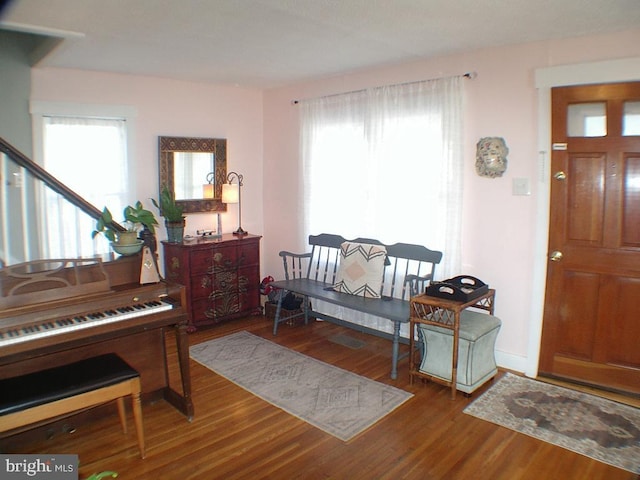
[158,136,227,213]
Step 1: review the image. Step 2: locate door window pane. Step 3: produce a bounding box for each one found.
[623,101,640,136]
[567,102,606,137]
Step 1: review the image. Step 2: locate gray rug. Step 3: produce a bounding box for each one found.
[464,372,640,474]
[190,331,412,441]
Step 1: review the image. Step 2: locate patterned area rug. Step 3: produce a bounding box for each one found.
[464,373,640,473]
[190,331,413,441]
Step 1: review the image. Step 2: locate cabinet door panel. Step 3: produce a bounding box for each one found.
[238,243,260,266]
[192,297,241,323]
[239,286,261,311]
[211,245,238,272]
[190,248,214,274]
[190,273,213,299]
[211,294,241,318]
[191,297,215,325]
[212,269,237,293]
[238,265,259,288]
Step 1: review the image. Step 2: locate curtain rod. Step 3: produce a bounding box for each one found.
[291,71,477,105]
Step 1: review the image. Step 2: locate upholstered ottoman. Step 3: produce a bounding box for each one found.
[417,310,501,394]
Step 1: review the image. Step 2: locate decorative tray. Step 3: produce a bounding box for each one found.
[425,275,489,302]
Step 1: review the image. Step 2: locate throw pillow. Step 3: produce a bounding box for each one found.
[333,242,387,298]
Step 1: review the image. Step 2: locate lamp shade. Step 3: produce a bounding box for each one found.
[222,183,239,204]
[202,183,214,199]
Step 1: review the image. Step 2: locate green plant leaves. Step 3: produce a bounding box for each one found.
[151,185,184,222]
[85,472,118,480]
[92,202,158,241]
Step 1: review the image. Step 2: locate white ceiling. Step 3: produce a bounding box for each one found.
[1,0,639,89]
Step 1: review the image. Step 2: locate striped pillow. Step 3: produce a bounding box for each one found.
[333,242,386,298]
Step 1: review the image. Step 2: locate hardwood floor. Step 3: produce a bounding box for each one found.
[6,315,638,479]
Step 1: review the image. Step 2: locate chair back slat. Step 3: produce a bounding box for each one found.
[295,234,443,300]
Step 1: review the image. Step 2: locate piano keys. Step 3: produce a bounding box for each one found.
[0,298,174,347]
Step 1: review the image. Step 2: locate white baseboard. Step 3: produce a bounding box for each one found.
[495,349,528,376]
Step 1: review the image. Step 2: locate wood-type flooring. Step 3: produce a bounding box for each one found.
[7,315,638,479]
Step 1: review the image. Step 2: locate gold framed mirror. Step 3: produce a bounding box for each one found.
[158,136,227,213]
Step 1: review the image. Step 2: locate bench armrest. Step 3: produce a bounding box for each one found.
[278,250,312,258]
[405,273,433,297]
[279,250,313,280]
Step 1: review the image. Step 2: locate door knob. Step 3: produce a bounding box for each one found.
[549,251,563,262]
[553,171,567,180]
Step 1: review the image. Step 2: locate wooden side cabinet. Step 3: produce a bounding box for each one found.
[162,234,262,331]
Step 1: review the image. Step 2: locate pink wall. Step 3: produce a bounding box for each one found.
[30,68,265,241]
[262,29,640,371]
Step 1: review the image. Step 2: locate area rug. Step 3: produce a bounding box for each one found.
[464,372,640,473]
[190,331,412,441]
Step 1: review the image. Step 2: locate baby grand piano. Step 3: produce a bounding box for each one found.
[0,256,193,418]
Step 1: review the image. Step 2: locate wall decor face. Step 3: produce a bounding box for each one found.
[475,137,508,178]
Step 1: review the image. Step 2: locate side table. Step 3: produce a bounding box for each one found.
[409,290,500,399]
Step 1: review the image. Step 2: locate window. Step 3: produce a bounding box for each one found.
[623,101,640,136]
[31,102,136,258]
[300,77,464,278]
[299,77,464,337]
[567,102,606,137]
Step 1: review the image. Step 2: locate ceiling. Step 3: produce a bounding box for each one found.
[1,0,639,89]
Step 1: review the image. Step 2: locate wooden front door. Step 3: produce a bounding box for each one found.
[539,81,640,395]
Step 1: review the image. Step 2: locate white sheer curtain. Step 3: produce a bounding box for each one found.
[299,76,464,337]
[40,116,129,258]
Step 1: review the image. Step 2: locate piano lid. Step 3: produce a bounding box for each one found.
[0,258,111,310]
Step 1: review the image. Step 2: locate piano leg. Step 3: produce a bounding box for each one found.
[163,322,194,421]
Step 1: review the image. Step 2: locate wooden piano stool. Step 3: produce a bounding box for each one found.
[0,354,146,458]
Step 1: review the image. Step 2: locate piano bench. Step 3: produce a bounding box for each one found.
[0,353,145,458]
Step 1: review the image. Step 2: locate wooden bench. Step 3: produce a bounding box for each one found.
[0,354,145,458]
[270,233,443,379]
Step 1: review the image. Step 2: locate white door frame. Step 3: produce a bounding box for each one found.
[526,56,640,377]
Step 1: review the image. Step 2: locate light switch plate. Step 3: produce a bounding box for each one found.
[512,177,531,196]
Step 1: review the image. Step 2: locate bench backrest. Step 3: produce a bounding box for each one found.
[281,233,443,300]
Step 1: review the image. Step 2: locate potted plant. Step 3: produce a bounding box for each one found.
[92,201,159,254]
[152,186,185,243]
[86,472,118,480]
